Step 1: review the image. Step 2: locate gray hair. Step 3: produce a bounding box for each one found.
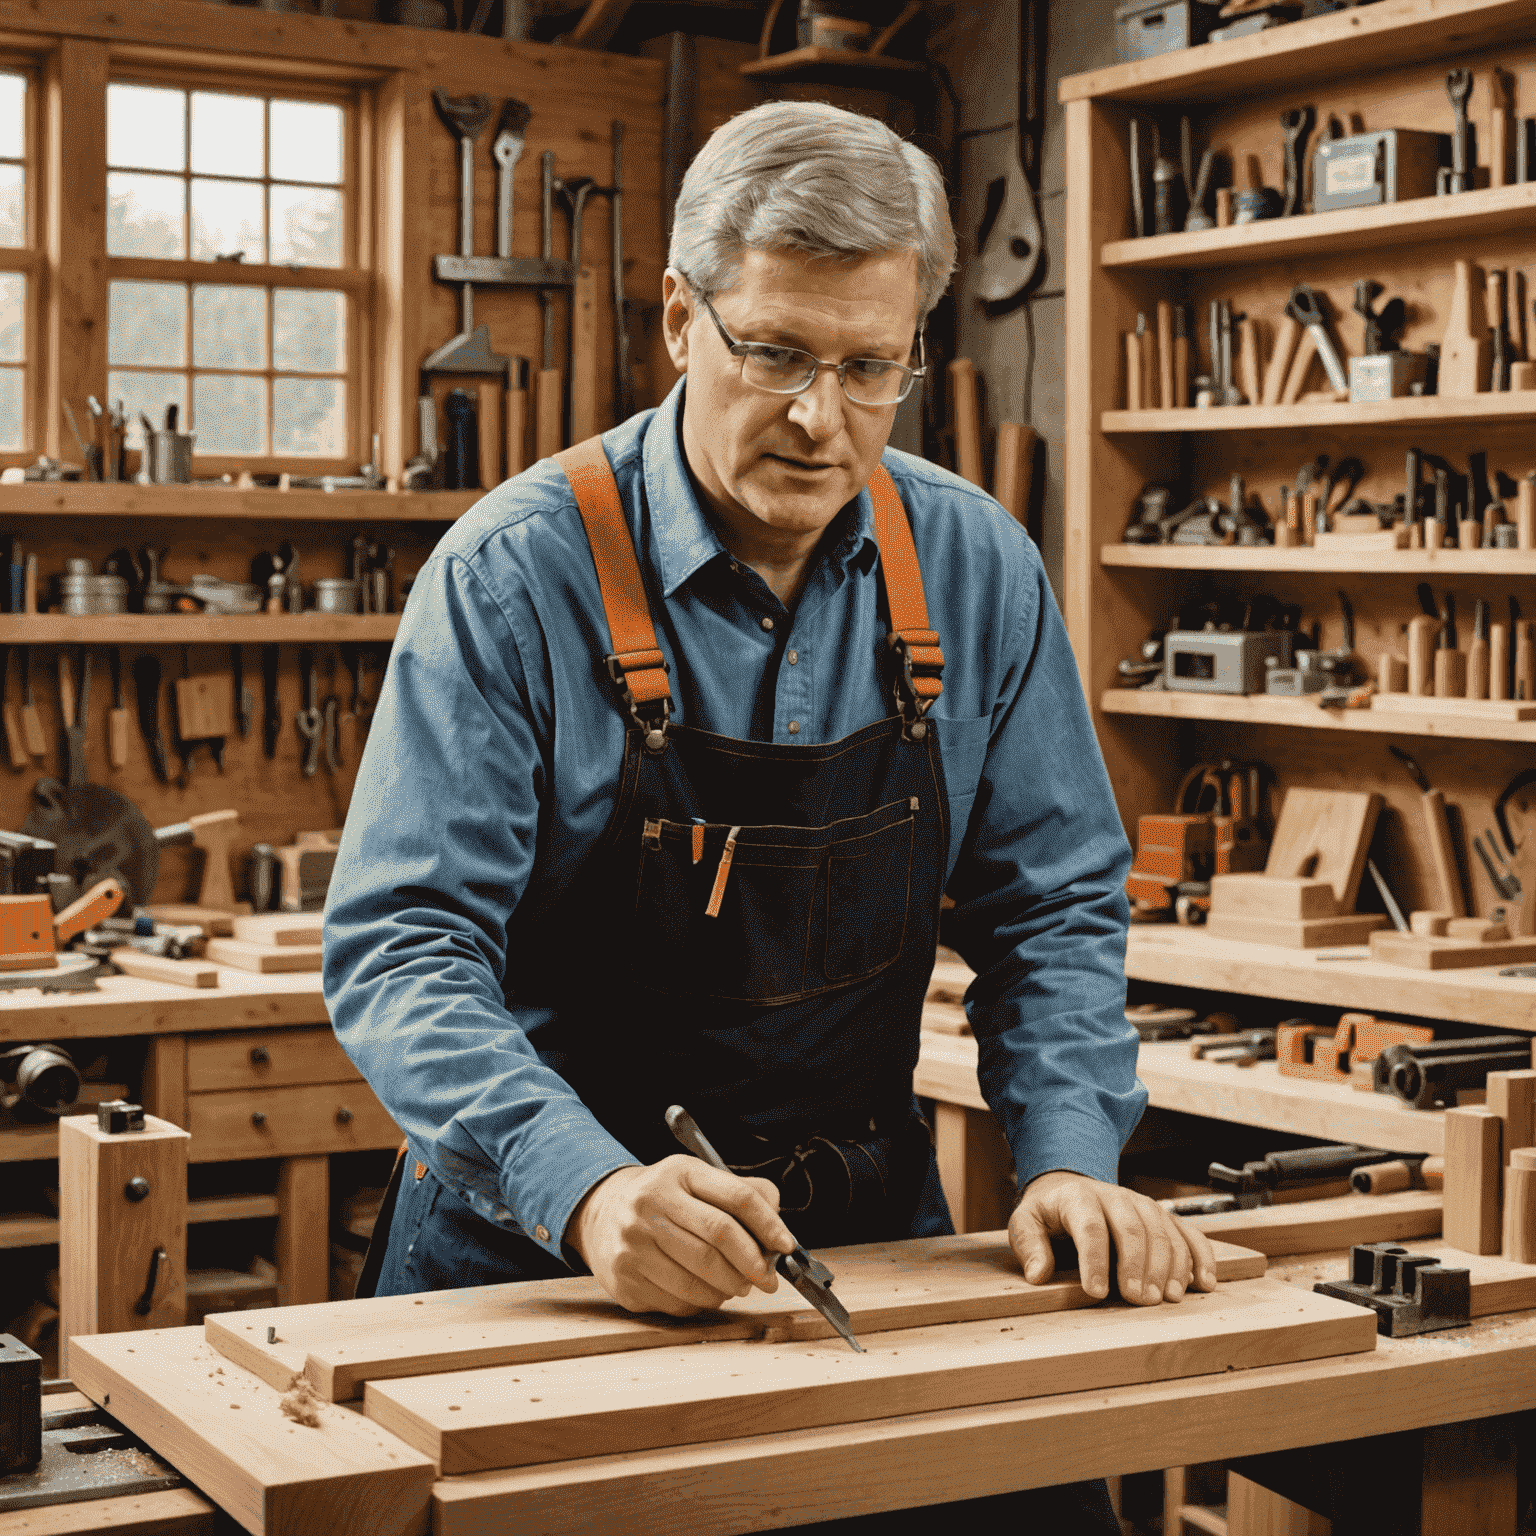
[668,100,955,322]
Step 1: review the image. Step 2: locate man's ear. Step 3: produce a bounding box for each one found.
[661,270,692,374]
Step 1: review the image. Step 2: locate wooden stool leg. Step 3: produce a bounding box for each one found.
[1227,1472,1330,1535]
[932,1103,1014,1234]
[1420,1420,1518,1535]
[276,1155,330,1306]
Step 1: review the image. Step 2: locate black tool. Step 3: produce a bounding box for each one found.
[1439,591,1457,652]
[261,645,280,759]
[296,647,323,778]
[1200,1145,1414,1212]
[1152,129,1186,235]
[1284,285,1348,393]
[1473,832,1520,901]
[1352,279,1405,355]
[232,645,253,739]
[1403,448,1423,529]
[1316,1244,1469,1337]
[441,387,480,491]
[1445,68,1473,193]
[1376,1036,1534,1109]
[1487,269,1510,390]
[1129,118,1145,238]
[1280,104,1314,217]
[130,654,168,784]
[665,1104,864,1354]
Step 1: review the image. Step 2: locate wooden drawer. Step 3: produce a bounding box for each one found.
[187,1027,360,1093]
[187,1082,401,1161]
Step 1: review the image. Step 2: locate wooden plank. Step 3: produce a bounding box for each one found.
[204,1231,1268,1400]
[0,1486,224,1535]
[207,940,323,975]
[1102,544,1536,576]
[366,1278,1376,1476]
[0,481,475,523]
[112,949,219,989]
[232,914,324,948]
[68,1327,434,1536]
[0,615,400,643]
[1368,932,1536,971]
[187,1081,399,1163]
[276,1155,330,1308]
[1184,1192,1443,1257]
[0,1210,58,1248]
[142,1033,189,1129]
[187,1027,359,1093]
[189,1193,280,1225]
[1443,1106,1503,1255]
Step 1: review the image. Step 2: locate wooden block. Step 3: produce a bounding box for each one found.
[361,1278,1375,1477]
[1368,932,1536,971]
[1510,360,1536,392]
[1502,1166,1536,1263]
[142,1034,189,1130]
[1183,1191,1442,1257]
[1437,258,1491,396]
[1209,874,1337,921]
[59,1113,189,1373]
[1486,1069,1536,1162]
[277,1155,330,1307]
[110,947,218,989]
[68,1328,434,1536]
[1228,1472,1329,1536]
[1206,912,1387,949]
[1410,910,1451,936]
[142,904,235,936]
[1406,613,1439,696]
[1311,527,1408,552]
[1445,917,1508,941]
[207,938,323,974]
[1442,1106,1502,1255]
[232,913,324,947]
[1373,693,1536,722]
[205,1231,1269,1401]
[1263,788,1381,912]
[1514,1148,1536,1171]
[174,674,237,739]
[0,1486,224,1533]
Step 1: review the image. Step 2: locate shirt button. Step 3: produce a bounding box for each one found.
[787,721,800,734]
[535,1224,551,1243]
[787,650,798,665]
[760,616,774,632]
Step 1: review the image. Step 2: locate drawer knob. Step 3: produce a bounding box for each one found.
[336,1107,353,1124]
[251,1111,267,1127]
[250,1047,270,1066]
[125,1176,150,1203]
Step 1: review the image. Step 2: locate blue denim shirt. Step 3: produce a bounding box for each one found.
[324,380,1143,1261]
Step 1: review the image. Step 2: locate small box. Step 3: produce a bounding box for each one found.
[1313,130,1449,211]
[1350,351,1428,402]
[1164,630,1293,695]
[1114,0,1215,62]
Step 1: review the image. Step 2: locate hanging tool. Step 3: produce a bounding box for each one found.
[537,149,562,459]
[1473,832,1521,903]
[1284,285,1348,394]
[19,648,43,759]
[0,647,23,770]
[296,647,323,779]
[1444,68,1473,194]
[556,174,598,444]
[319,650,341,775]
[492,98,531,264]
[172,647,229,776]
[131,653,169,784]
[107,647,128,770]
[975,0,1044,304]
[1280,104,1314,217]
[261,644,281,759]
[664,1104,863,1354]
[57,649,90,789]
[232,645,253,739]
[609,120,634,424]
[433,90,497,336]
[1388,745,1464,917]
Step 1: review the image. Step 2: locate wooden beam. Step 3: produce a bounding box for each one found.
[141,1034,188,1129]
[1184,1191,1443,1257]
[364,1278,1376,1476]
[277,1155,331,1308]
[932,1102,1014,1234]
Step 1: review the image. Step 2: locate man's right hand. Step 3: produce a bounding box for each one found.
[566,1156,797,1316]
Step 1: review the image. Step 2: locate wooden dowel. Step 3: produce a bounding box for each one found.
[948,359,984,487]
[1156,300,1173,410]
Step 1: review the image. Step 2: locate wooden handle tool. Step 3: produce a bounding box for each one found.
[1156,300,1173,409]
[1124,332,1142,410]
[107,645,128,769]
[1261,313,1301,405]
[1406,614,1438,696]
[1518,476,1534,550]
[476,382,501,489]
[992,422,1036,525]
[1279,327,1319,405]
[569,265,598,444]
[948,359,984,486]
[535,367,563,460]
[1237,314,1262,405]
[1173,305,1190,409]
[1517,621,1535,702]
[1491,621,1510,700]
[505,361,528,478]
[1467,599,1490,700]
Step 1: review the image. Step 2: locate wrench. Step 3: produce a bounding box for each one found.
[1284,285,1348,394]
[1280,104,1314,218]
[296,646,323,778]
[492,99,531,261]
[1446,69,1473,194]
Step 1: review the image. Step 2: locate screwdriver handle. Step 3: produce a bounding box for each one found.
[664,1104,729,1171]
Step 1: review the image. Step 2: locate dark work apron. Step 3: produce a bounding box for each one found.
[357,438,952,1295]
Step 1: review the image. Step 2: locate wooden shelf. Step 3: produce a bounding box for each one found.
[1101,184,1536,273]
[1058,0,1536,105]
[0,483,478,523]
[0,1191,279,1249]
[0,614,400,642]
[1101,688,1536,743]
[740,46,925,78]
[1103,393,1536,435]
[1126,925,1536,1035]
[1101,544,1536,575]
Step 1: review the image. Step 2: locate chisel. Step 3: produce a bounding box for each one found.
[664,1104,864,1354]
[1433,591,1465,699]
[1467,598,1490,700]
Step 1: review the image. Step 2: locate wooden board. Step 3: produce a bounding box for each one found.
[364,1277,1376,1476]
[0,1486,224,1534]
[1183,1191,1443,1257]
[231,914,325,948]
[1264,788,1381,913]
[207,940,323,974]
[1369,932,1536,971]
[1207,913,1387,949]
[111,948,219,989]
[204,1231,1268,1401]
[68,1327,434,1536]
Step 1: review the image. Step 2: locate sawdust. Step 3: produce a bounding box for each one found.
[279,1373,324,1428]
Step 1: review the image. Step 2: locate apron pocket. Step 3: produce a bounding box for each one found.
[824,812,915,981]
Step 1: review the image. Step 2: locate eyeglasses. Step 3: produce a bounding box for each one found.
[698,293,926,407]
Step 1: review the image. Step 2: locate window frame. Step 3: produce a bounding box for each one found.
[103,63,371,477]
[0,53,45,469]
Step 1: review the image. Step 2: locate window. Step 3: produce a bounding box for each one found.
[105,80,360,466]
[0,69,32,456]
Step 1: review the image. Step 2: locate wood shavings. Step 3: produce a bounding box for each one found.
[280,1373,324,1428]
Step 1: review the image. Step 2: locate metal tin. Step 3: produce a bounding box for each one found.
[58,574,128,615]
[313,578,360,614]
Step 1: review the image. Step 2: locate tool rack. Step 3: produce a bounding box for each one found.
[1063,0,1536,994]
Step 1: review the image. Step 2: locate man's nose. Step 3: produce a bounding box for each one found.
[786,366,846,441]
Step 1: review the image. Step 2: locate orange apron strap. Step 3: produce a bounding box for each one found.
[557,437,674,743]
[868,464,944,729]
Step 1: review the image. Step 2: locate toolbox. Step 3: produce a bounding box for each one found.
[1113,0,1217,62]
[1313,130,1450,211]
[1164,630,1293,695]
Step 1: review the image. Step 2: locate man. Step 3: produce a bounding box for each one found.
[325,99,1212,1526]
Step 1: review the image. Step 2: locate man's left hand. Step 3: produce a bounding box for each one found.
[1009,1170,1217,1304]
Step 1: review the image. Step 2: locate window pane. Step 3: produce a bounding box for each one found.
[0,368,22,450]
[109,282,187,367]
[108,172,185,259]
[0,274,24,363]
[108,371,186,452]
[191,92,264,178]
[270,185,342,267]
[107,84,185,172]
[193,286,265,369]
[274,378,344,455]
[273,291,344,372]
[269,100,343,185]
[191,178,264,263]
[194,373,265,455]
[0,75,25,162]
[0,164,22,248]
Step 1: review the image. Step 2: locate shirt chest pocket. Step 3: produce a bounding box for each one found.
[632,798,918,1005]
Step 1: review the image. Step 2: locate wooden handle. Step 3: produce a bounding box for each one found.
[1237,315,1262,406]
[1407,615,1438,696]
[1173,335,1189,409]
[2,703,25,770]
[1376,654,1406,694]
[1517,622,1535,703]
[54,876,126,945]
[1518,479,1534,551]
[1214,186,1232,227]
[1279,327,1319,405]
[569,266,598,444]
[188,809,241,913]
[1139,324,1156,413]
[1492,103,1510,189]
[476,381,501,489]
[1458,519,1483,551]
[1156,301,1173,410]
[1123,333,1142,411]
[108,706,128,769]
[535,368,563,460]
[22,554,35,616]
[992,422,1036,526]
[1467,638,1490,700]
[1421,788,1465,918]
[505,385,528,478]
[1511,835,1536,938]
[110,947,218,989]
[948,359,984,486]
[57,652,75,728]
[1261,314,1301,406]
[1433,648,1467,699]
[20,702,44,758]
[1491,622,1510,700]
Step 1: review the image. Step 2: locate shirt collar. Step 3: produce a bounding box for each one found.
[642,377,879,600]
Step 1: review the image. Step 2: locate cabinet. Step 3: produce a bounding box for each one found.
[1062,0,1536,995]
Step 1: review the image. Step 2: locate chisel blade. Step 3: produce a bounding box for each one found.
[779,1248,863,1353]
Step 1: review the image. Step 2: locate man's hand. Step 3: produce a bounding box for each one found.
[566,1156,797,1317]
[1009,1170,1217,1305]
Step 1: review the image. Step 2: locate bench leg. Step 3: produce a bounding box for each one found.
[276,1155,330,1306]
[933,1102,1014,1234]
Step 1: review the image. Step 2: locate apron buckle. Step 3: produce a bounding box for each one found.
[887,631,944,742]
[605,651,673,750]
